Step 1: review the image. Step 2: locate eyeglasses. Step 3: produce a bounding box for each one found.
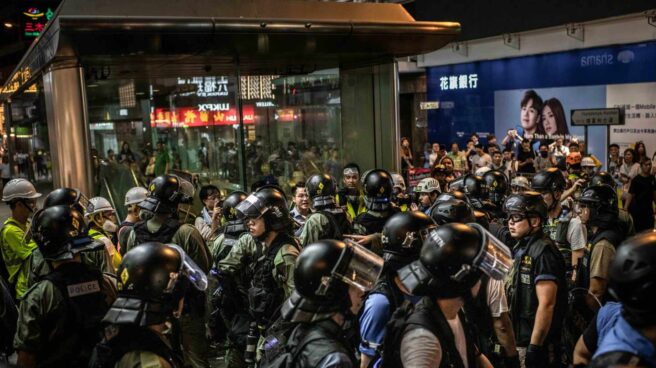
[508,214,528,223]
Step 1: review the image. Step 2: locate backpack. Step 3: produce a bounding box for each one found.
[377,300,416,368]
[259,321,332,368]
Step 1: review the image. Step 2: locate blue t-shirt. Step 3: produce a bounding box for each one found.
[593,302,656,367]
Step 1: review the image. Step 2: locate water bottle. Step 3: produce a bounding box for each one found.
[244,322,258,367]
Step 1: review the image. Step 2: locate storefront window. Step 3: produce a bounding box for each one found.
[6,82,52,187]
[85,69,343,203]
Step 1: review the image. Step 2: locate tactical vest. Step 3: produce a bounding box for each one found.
[287,319,356,368]
[463,276,498,358]
[133,218,181,245]
[0,276,17,355]
[510,233,565,347]
[89,325,184,368]
[543,209,572,270]
[403,297,477,368]
[359,273,405,358]
[309,208,353,241]
[575,228,623,292]
[37,262,110,367]
[249,233,298,328]
[354,208,399,235]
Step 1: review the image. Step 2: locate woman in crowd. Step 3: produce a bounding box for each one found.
[400,137,414,173]
[634,141,648,164]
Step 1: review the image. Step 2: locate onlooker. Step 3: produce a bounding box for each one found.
[0,156,10,188]
[517,140,536,173]
[195,185,221,241]
[400,137,413,173]
[154,141,170,176]
[607,143,622,179]
[550,138,569,160]
[470,143,492,172]
[106,149,116,163]
[624,158,656,232]
[568,141,580,154]
[291,182,310,235]
[502,128,522,155]
[534,142,555,171]
[619,148,640,180]
[118,141,135,164]
[428,143,441,167]
[634,141,648,164]
[486,134,501,154]
[502,148,516,178]
[447,142,468,174]
[491,151,505,172]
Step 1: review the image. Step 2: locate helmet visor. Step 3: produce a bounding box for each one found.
[318,242,383,295]
[468,223,512,280]
[167,244,208,291]
[235,194,269,219]
[177,178,195,204]
[77,193,93,214]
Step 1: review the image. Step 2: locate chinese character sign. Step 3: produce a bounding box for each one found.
[439,74,479,91]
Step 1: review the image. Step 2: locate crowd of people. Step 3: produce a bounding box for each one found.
[0,142,655,368]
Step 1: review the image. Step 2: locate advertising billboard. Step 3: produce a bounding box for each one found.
[426,41,656,166]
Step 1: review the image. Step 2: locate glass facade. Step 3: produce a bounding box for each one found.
[85,69,345,202]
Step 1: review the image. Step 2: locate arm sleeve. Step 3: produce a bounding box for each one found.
[194,217,214,242]
[534,248,562,283]
[486,278,509,317]
[180,225,211,273]
[3,227,35,262]
[358,294,391,357]
[276,244,299,298]
[400,328,442,367]
[589,241,616,281]
[582,312,599,354]
[300,214,329,247]
[217,234,254,275]
[13,283,59,352]
[567,218,587,252]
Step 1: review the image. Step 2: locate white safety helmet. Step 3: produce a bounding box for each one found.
[475,167,492,177]
[86,196,115,217]
[511,176,531,190]
[124,187,149,206]
[2,178,42,202]
[415,177,441,194]
[391,173,406,192]
[581,157,596,168]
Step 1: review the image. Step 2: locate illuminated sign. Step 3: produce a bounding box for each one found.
[177,77,229,97]
[151,106,255,128]
[23,7,54,37]
[241,75,278,100]
[198,103,230,112]
[439,74,478,91]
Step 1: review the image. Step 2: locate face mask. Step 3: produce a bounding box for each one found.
[540,151,549,158]
[102,220,118,233]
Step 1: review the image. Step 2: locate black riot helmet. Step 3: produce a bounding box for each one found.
[474,210,490,230]
[103,242,207,326]
[577,185,618,227]
[398,223,512,299]
[281,240,383,323]
[532,168,567,194]
[448,176,465,192]
[482,170,509,206]
[462,174,488,200]
[608,231,656,327]
[305,174,338,208]
[236,186,292,233]
[429,199,475,226]
[362,169,393,211]
[590,171,615,188]
[31,205,103,261]
[503,192,548,221]
[436,190,470,205]
[139,175,195,214]
[381,211,436,268]
[222,191,248,222]
[43,187,91,214]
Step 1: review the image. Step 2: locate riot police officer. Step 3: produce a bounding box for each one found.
[504,193,568,368]
[228,187,299,358]
[574,231,656,367]
[482,170,509,218]
[461,174,489,211]
[300,174,352,246]
[590,171,635,238]
[532,168,587,275]
[123,174,211,368]
[89,242,207,368]
[351,170,399,253]
[412,177,441,214]
[14,205,116,367]
[429,198,475,225]
[359,211,435,367]
[574,185,623,311]
[260,239,383,368]
[42,187,90,214]
[390,223,512,367]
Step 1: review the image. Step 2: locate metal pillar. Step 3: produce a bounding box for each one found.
[42,66,94,195]
[2,101,16,177]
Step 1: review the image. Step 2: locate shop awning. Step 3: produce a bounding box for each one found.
[1,0,459,98]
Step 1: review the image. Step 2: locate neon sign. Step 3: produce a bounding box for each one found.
[151,106,255,128]
[23,7,55,37]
